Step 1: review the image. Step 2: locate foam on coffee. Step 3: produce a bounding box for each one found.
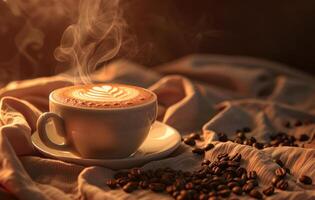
[52,84,155,108]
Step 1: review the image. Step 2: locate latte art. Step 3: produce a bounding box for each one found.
[73,85,139,102]
[52,84,155,109]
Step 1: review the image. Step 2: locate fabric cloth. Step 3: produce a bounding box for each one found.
[0,55,314,200]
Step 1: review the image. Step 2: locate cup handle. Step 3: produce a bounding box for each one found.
[37,112,69,150]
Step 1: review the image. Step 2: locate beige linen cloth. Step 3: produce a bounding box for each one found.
[0,55,314,200]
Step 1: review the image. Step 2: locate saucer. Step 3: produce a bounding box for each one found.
[31,121,181,169]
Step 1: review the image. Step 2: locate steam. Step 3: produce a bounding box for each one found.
[54,0,125,84]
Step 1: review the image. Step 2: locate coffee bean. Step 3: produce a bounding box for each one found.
[232,186,243,195]
[295,120,303,127]
[236,130,246,138]
[247,171,257,179]
[227,181,239,188]
[201,159,210,166]
[218,133,228,142]
[218,189,231,198]
[242,183,255,193]
[217,153,229,160]
[199,193,209,200]
[246,179,258,187]
[203,143,214,151]
[253,142,264,149]
[106,179,117,189]
[283,121,291,128]
[271,176,281,186]
[285,168,290,174]
[243,127,251,133]
[249,189,263,199]
[276,179,288,190]
[192,147,205,155]
[139,180,149,189]
[234,137,243,144]
[183,138,196,146]
[189,132,200,140]
[230,153,242,162]
[185,182,194,190]
[122,182,138,193]
[299,175,313,185]
[117,177,129,187]
[130,168,142,176]
[236,167,247,177]
[273,159,284,167]
[263,186,274,196]
[263,143,272,148]
[299,134,310,142]
[275,167,286,177]
[217,184,229,191]
[149,183,165,192]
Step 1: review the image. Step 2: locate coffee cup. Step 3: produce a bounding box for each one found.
[36,83,157,159]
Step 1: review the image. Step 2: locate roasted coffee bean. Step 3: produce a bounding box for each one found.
[232,186,243,195]
[217,153,228,160]
[149,183,166,192]
[117,177,129,187]
[114,171,129,179]
[247,171,257,179]
[236,167,246,177]
[192,147,205,155]
[189,132,201,140]
[130,168,142,176]
[263,143,272,148]
[253,142,264,149]
[183,137,196,146]
[263,186,275,196]
[208,191,217,197]
[246,179,258,187]
[203,143,215,151]
[139,181,149,189]
[201,159,211,166]
[199,193,209,200]
[230,153,242,162]
[271,176,281,186]
[185,182,194,190]
[299,175,313,185]
[217,184,229,191]
[249,137,257,143]
[273,159,284,167]
[285,168,290,174]
[242,183,255,193]
[218,133,228,142]
[218,189,231,198]
[283,121,291,128]
[299,134,310,142]
[236,131,246,140]
[234,137,243,144]
[122,182,138,193]
[275,167,286,177]
[249,189,263,199]
[227,181,239,188]
[295,120,303,127]
[106,179,117,189]
[276,179,288,190]
[243,127,251,133]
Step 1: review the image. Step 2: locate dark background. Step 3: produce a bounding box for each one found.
[0,0,314,83]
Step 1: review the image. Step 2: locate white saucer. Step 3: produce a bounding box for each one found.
[31,121,181,169]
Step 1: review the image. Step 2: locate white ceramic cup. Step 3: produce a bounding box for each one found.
[36,85,157,159]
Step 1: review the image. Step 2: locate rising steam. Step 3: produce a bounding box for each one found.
[54,0,125,84]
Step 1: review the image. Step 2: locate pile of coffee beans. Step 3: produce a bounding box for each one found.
[106,153,284,199]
